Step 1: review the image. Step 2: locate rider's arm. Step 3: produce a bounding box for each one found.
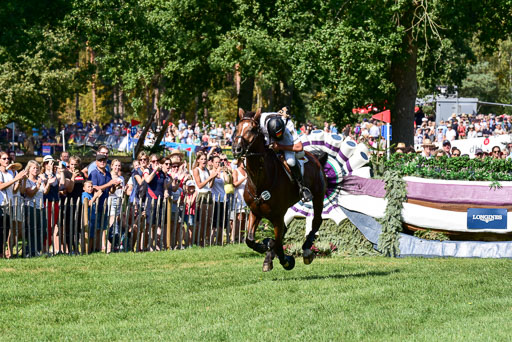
[273,141,303,152]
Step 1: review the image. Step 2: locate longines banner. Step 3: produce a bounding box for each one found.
[467,208,507,229]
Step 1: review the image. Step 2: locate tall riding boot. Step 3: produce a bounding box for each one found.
[290,163,313,202]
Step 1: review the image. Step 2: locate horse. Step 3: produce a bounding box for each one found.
[232,108,327,272]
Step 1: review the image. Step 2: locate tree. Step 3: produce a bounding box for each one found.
[0,0,86,127]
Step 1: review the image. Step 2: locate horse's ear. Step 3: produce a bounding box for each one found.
[238,108,245,119]
[254,108,262,121]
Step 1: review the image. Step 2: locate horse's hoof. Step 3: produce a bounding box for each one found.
[303,249,315,265]
[281,255,295,271]
[263,261,273,272]
[262,238,274,251]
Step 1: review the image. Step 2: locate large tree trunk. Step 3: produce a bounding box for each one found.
[390,30,418,146]
[235,63,254,123]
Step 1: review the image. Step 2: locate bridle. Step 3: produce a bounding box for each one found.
[233,117,265,158]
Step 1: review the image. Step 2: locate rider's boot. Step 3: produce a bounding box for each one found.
[290,163,313,202]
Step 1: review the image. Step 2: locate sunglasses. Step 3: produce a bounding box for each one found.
[0,157,9,160]
[139,158,148,161]
[164,162,171,165]
[151,160,159,163]
[171,164,180,168]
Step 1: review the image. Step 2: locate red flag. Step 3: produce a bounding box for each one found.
[372,110,391,124]
[131,119,141,126]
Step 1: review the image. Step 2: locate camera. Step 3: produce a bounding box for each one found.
[220,161,225,167]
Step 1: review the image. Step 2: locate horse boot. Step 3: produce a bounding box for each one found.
[290,163,313,202]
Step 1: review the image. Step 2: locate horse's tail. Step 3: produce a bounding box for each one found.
[307,150,328,167]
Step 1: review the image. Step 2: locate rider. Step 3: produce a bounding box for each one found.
[260,107,313,202]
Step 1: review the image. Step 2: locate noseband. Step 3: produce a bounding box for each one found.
[233,117,265,157]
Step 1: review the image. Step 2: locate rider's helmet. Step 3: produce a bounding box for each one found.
[267,117,285,140]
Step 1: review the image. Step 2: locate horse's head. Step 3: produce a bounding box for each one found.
[232,108,262,158]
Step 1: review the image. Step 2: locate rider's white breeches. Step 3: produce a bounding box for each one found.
[285,151,296,166]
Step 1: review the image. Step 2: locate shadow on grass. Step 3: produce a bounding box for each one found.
[235,252,263,259]
[272,269,400,281]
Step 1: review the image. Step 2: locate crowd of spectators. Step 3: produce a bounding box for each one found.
[0,142,249,257]
[3,108,512,257]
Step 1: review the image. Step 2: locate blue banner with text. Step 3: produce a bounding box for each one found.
[467,208,507,229]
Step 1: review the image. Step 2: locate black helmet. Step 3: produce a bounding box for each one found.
[267,117,285,140]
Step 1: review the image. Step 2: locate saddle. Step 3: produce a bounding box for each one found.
[277,153,308,181]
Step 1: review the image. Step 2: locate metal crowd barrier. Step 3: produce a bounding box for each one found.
[0,193,249,258]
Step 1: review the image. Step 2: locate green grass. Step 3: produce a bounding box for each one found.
[1,245,511,341]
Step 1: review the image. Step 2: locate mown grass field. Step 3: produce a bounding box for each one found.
[1,244,511,341]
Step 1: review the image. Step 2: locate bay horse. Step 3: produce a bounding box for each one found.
[232,108,327,271]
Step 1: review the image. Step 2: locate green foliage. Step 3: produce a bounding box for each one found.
[413,229,449,241]
[283,218,377,257]
[2,0,512,133]
[381,154,512,181]
[378,169,407,257]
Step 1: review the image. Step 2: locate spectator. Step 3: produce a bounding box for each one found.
[192,151,216,246]
[167,155,187,249]
[442,140,452,157]
[0,152,26,257]
[183,180,197,245]
[143,154,169,249]
[88,153,118,252]
[451,148,461,157]
[21,160,50,256]
[421,139,435,158]
[41,155,66,253]
[475,148,484,159]
[61,156,85,254]
[395,142,406,154]
[83,145,110,178]
[445,124,456,141]
[491,146,501,159]
[232,158,247,243]
[60,151,70,165]
[434,149,447,159]
[209,155,227,245]
[107,159,125,251]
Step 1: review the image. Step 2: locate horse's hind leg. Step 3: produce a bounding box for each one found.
[245,212,267,254]
[302,194,324,265]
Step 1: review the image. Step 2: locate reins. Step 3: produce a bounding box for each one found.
[234,118,280,204]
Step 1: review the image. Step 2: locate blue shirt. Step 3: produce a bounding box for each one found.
[88,169,112,207]
[147,169,167,200]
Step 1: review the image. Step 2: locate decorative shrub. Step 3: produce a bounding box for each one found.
[283,218,377,256]
[380,154,512,181]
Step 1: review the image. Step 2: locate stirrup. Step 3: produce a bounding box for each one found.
[300,186,313,202]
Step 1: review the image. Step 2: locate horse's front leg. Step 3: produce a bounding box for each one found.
[273,220,295,271]
[245,212,267,253]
